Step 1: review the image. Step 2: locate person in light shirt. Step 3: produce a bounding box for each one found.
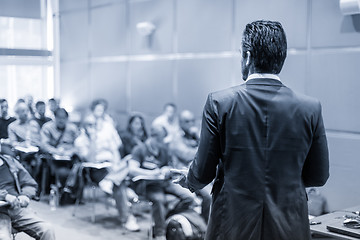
[75,114,140,232]
[152,103,181,144]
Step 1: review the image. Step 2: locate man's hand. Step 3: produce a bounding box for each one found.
[5,194,20,209]
[170,169,188,188]
[160,166,171,179]
[17,195,30,208]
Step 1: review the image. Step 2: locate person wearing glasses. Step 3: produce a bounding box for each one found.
[173,20,329,240]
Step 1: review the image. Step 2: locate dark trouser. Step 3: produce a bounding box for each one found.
[0,207,55,240]
[146,181,195,237]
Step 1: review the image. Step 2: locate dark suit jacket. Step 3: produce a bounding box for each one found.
[187,78,329,240]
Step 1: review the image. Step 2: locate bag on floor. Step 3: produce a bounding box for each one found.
[166,209,207,240]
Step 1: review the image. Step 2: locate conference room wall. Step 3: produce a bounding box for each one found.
[58,0,360,210]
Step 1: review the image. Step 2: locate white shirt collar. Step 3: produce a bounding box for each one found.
[246,73,281,82]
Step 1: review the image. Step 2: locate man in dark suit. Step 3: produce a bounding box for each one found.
[175,20,329,240]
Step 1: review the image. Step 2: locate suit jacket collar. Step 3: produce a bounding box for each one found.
[245,77,283,86]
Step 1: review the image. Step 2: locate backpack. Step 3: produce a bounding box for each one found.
[166,209,207,240]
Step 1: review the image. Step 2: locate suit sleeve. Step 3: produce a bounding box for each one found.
[302,102,330,187]
[187,93,221,192]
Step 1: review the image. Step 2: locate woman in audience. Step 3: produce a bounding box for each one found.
[120,113,148,157]
[75,113,140,232]
[90,99,115,127]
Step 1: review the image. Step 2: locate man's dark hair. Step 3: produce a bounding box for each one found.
[90,98,108,111]
[242,20,287,74]
[35,101,46,109]
[54,108,68,118]
[0,99,6,104]
[163,102,176,111]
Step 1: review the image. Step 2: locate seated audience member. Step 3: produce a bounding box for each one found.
[88,99,122,190]
[90,98,115,127]
[152,103,181,144]
[130,124,195,240]
[75,114,139,231]
[47,98,60,121]
[28,101,52,197]
[170,110,199,169]
[7,101,41,147]
[24,95,35,118]
[307,187,329,217]
[41,108,79,191]
[0,99,16,140]
[7,102,42,177]
[169,110,211,223]
[0,152,55,240]
[120,113,148,157]
[33,101,52,129]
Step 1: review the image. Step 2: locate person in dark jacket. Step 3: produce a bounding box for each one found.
[32,101,52,129]
[0,99,16,140]
[174,20,329,240]
[0,152,55,240]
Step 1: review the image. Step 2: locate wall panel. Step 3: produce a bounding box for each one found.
[60,12,89,60]
[177,0,233,52]
[90,0,122,8]
[312,0,360,48]
[322,135,360,210]
[279,53,307,94]
[129,60,174,115]
[129,0,174,54]
[235,0,308,49]
[177,58,233,117]
[309,51,360,132]
[60,62,90,110]
[90,3,128,57]
[90,62,127,111]
[59,0,88,12]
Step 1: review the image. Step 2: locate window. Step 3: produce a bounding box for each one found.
[0,0,54,112]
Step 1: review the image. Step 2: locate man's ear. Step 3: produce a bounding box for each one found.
[245,51,251,66]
